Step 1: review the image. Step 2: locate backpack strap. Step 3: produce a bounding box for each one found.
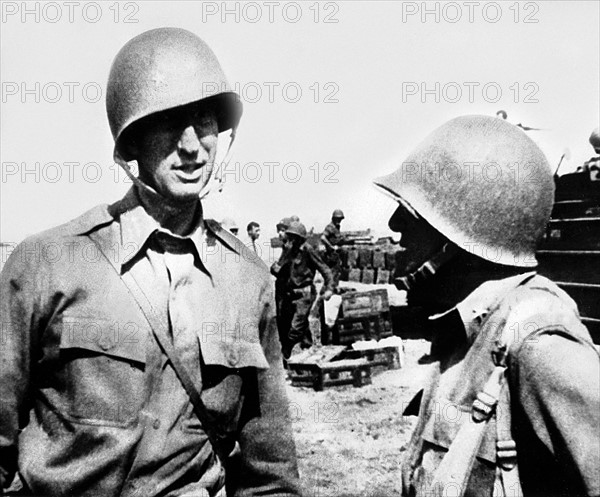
[430,275,538,497]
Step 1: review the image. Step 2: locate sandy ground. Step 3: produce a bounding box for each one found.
[285,339,431,497]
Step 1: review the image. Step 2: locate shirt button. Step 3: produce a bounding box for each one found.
[227,349,239,366]
[153,418,161,430]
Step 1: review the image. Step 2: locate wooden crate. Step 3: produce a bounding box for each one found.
[286,346,372,391]
[342,346,401,370]
[288,358,372,391]
[341,289,389,318]
[335,315,393,344]
[361,268,375,284]
[372,250,386,269]
[376,269,390,285]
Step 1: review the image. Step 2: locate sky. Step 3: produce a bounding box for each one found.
[1,0,599,246]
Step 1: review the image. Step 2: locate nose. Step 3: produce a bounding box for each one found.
[177,125,201,158]
[388,206,406,233]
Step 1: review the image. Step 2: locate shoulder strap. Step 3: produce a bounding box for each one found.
[429,275,537,497]
[88,232,233,464]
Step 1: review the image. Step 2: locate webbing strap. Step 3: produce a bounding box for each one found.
[89,231,233,464]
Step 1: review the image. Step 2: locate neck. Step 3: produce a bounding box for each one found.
[408,250,526,315]
[136,185,202,236]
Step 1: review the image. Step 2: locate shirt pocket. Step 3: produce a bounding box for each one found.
[58,315,147,427]
[187,344,268,436]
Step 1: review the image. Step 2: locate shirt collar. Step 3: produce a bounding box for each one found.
[118,187,207,268]
[429,271,537,341]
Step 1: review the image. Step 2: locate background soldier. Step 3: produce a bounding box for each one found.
[374,115,600,497]
[0,28,299,497]
[220,217,240,236]
[320,209,348,290]
[273,221,334,358]
[246,221,261,254]
[271,217,292,348]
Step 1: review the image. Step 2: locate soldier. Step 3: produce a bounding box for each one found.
[320,208,348,290]
[374,115,600,497]
[584,127,600,180]
[246,221,261,254]
[276,217,292,243]
[272,222,334,358]
[0,28,299,497]
[271,217,292,346]
[220,217,239,236]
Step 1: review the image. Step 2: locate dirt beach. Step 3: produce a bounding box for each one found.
[286,339,431,497]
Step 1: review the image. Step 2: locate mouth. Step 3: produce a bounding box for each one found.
[172,162,209,182]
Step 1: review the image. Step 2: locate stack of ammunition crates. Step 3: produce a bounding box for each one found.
[339,245,404,285]
[330,288,393,345]
[537,171,600,344]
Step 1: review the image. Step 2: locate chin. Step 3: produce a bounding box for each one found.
[163,186,203,204]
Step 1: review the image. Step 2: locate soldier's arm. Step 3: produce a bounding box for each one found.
[307,248,335,293]
[515,331,600,496]
[320,225,335,251]
[0,242,41,492]
[234,279,300,496]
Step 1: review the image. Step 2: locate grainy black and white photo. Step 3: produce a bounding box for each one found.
[1,1,599,496]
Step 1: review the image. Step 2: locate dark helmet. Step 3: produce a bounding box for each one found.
[332,209,345,220]
[106,27,243,160]
[590,127,600,151]
[286,221,308,240]
[276,217,292,231]
[221,217,238,232]
[374,115,554,267]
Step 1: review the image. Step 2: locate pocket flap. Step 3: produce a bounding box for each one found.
[59,315,146,365]
[201,341,269,370]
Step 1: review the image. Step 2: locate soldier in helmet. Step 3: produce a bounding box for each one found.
[0,28,299,496]
[271,217,292,343]
[320,208,349,290]
[374,115,600,497]
[271,221,334,358]
[583,127,600,180]
[220,217,239,236]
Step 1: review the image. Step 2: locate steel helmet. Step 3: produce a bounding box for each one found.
[332,209,345,219]
[106,27,243,159]
[221,217,238,231]
[286,221,308,240]
[276,217,292,231]
[590,127,600,150]
[374,115,554,267]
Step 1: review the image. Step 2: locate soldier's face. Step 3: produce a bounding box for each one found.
[388,203,447,275]
[248,226,261,240]
[134,107,218,203]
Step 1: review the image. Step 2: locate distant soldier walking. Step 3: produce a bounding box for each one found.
[320,209,348,290]
[272,222,334,358]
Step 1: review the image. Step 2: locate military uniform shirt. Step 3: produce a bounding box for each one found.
[0,187,300,497]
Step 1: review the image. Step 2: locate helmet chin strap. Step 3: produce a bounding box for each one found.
[393,243,459,292]
[113,128,237,206]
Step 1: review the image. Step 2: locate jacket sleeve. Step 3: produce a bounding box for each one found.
[306,248,334,293]
[234,279,300,496]
[0,242,43,492]
[515,331,600,496]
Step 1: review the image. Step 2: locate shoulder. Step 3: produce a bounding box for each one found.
[3,204,114,271]
[496,274,597,360]
[323,223,336,234]
[206,219,270,277]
